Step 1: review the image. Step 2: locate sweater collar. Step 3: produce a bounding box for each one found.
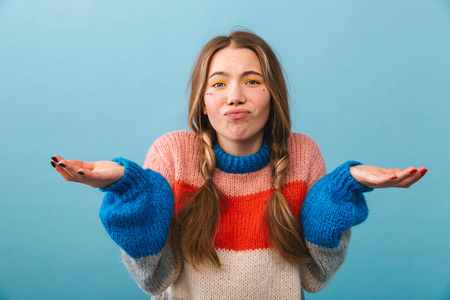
[213,141,271,174]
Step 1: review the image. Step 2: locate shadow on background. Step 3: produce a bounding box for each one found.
[443,0,450,15]
[0,0,12,16]
[0,287,10,300]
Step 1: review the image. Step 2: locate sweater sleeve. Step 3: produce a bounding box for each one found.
[299,146,373,293]
[99,153,181,295]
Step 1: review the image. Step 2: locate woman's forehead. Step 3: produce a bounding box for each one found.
[208,47,262,77]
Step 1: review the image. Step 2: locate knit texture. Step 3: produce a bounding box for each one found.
[301,160,373,248]
[99,158,173,258]
[213,140,271,174]
[99,131,372,299]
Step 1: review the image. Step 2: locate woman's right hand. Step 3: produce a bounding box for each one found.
[50,155,125,188]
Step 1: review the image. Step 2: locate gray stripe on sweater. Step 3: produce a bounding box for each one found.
[122,240,182,295]
[300,229,351,293]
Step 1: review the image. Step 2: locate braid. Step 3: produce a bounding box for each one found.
[271,142,288,188]
[200,132,215,180]
[266,141,312,264]
[171,130,223,270]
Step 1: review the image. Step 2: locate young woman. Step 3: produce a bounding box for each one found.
[51,31,426,299]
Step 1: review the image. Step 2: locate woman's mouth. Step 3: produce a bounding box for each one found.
[224,109,250,120]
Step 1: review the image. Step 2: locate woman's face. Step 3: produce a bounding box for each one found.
[203,47,271,156]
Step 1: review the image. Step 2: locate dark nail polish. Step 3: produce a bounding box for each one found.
[51,161,56,168]
[420,169,428,175]
[51,156,58,163]
[390,176,398,180]
[410,169,417,174]
[78,172,84,175]
[59,163,66,168]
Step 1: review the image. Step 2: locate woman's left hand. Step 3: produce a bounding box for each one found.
[349,165,427,189]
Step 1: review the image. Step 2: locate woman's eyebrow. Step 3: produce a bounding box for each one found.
[208,70,263,79]
[241,70,263,77]
[208,71,228,79]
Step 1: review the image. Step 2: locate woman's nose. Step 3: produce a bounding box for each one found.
[227,86,246,106]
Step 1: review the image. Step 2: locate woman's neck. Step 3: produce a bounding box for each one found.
[216,135,264,157]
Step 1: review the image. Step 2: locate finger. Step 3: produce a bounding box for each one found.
[395,173,423,188]
[51,160,78,182]
[398,167,428,188]
[375,167,414,187]
[390,167,417,179]
[56,158,85,171]
[418,167,428,176]
[52,155,86,180]
[407,168,428,187]
[51,155,96,169]
[389,167,424,188]
[51,155,64,164]
[57,159,89,181]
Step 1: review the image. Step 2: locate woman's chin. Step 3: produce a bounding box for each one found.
[221,129,264,145]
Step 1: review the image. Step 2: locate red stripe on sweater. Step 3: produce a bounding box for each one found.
[172,180,307,251]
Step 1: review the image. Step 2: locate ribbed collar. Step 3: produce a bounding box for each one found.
[213,141,271,174]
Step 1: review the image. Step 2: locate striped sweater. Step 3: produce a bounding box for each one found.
[99,131,372,299]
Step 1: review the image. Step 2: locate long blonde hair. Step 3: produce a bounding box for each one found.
[171,31,312,269]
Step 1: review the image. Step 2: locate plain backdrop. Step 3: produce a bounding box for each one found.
[1,0,449,299]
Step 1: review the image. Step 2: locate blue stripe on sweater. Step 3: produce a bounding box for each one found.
[213,140,270,174]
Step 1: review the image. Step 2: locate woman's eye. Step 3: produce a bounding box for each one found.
[246,80,260,85]
[212,82,225,88]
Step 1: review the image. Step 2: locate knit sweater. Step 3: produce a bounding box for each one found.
[99,131,373,300]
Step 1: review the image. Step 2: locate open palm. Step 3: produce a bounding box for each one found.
[349,165,427,189]
[51,155,125,188]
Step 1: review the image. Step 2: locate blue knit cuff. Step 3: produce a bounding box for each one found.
[99,158,149,200]
[301,160,373,248]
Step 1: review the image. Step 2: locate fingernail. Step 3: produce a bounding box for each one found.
[51,161,56,168]
[391,176,398,180]
[78,171,84,175]
[420,169,428,175]
[410,169,417,174]
[59,163,66,168]
[51,156,58,163]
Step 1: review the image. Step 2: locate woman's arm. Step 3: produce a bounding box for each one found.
[99,158,181,295]
[299,160,372,293]
[298,145,426,293]
[51,152,182,295]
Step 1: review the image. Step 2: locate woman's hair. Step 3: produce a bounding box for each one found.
[171,30,312,269]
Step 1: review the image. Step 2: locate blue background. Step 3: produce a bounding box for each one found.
[1,0,449,299]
